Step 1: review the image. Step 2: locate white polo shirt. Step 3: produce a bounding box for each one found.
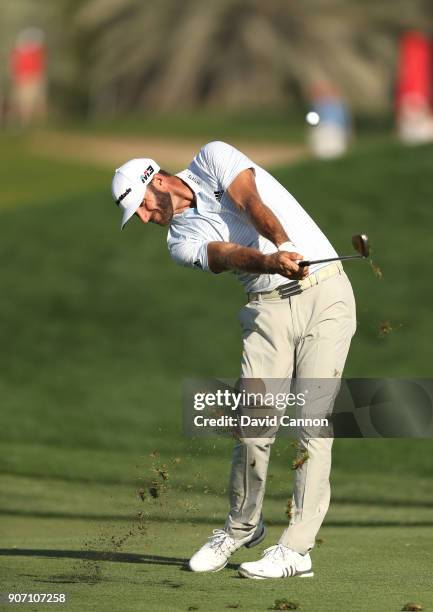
[167,141,338,293]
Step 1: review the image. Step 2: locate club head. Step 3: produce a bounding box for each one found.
[352,234,369,258]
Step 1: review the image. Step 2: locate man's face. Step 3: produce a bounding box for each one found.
[135,182,173,226]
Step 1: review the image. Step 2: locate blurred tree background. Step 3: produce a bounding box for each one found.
[0,0,431,119]
[2,3,433,608]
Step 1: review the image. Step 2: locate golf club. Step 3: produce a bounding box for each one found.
[298,234,369,267]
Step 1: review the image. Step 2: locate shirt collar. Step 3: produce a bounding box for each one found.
[175,169,204,195]
[173,168,222,220]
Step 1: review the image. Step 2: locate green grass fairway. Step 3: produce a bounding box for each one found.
[57,110,308,143]
[1,133,433,610]
[1,516,431,612]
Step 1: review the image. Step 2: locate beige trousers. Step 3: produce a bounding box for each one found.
[225,267,356,554]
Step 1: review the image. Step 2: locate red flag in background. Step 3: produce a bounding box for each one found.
[396,31,433,144]
[11,40,45,84]
[396,31,432,108]
[9,27,47,125]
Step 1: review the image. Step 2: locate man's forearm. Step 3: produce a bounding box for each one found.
[208,243,271,274]
[207,242,307,280]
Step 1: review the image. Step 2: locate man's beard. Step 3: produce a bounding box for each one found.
[147,184,173,226]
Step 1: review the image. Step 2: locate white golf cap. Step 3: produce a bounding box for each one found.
[111,158,160,229]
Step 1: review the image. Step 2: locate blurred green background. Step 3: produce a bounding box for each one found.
[1,1,433,611]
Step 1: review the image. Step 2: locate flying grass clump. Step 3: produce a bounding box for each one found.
[110,530,135,550]
[291,441,309,470]
[148,465,169,498]
[291,451,309,470]
[140,450,171,499]
[369,259,383,279]
[270,599,300,610]
[378,320,403,338]
[364,239,383,279]
[136,511,147,534]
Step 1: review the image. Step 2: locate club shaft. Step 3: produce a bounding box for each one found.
[298,255,363,267]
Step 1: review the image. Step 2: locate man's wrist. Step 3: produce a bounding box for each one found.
[262,252,280,274]
[277,241,297,252]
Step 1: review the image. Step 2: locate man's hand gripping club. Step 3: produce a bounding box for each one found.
[207,242,308,280]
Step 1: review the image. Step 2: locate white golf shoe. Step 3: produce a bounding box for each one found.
[189,523,266,573]
[238,543,313,579]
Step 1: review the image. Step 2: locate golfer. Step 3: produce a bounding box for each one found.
[111,141,356,579]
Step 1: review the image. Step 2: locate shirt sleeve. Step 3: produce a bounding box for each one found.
[190,141,255,192]
[168,239,214,273]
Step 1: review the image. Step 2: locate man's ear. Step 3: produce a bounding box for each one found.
[152,173,166,190]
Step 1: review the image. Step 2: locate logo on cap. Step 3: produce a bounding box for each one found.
[140,165,155,183]
[115,187,132,206]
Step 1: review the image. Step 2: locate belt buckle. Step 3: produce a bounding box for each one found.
[277,281,302,299]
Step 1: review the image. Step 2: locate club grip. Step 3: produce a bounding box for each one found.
[298,260,310,268]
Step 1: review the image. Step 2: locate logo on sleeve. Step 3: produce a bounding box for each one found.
[193,259,202,269]
[187,173,201,186]
[214,190,224,202]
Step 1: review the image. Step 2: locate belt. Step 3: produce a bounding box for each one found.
[247,262,343,302]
